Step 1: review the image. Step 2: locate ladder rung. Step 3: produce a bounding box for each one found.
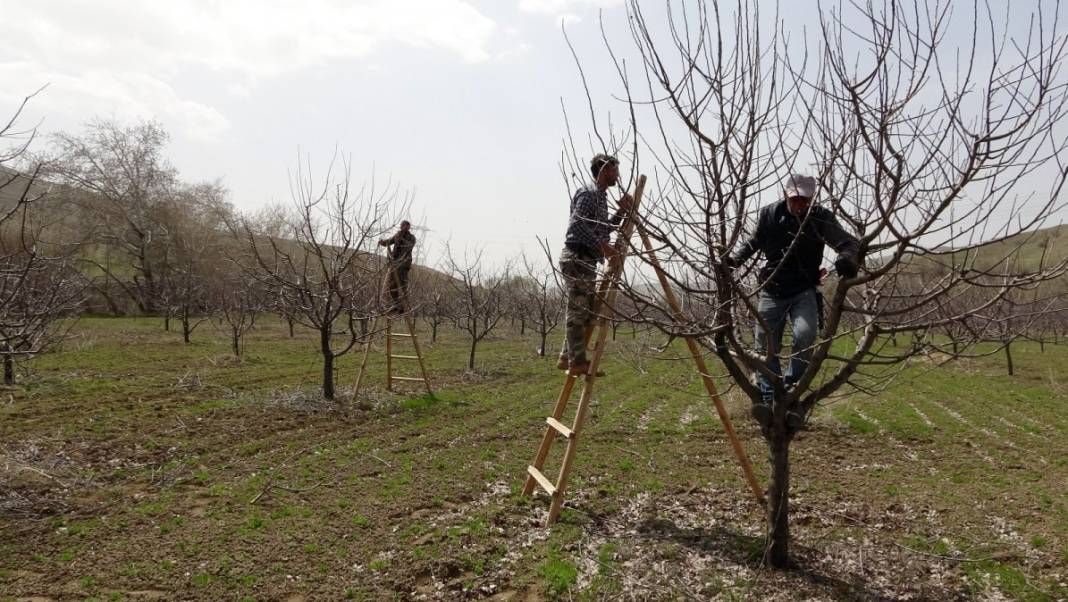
[390,333,415,338]
[389,354,419,360]
[545,417,574,439]
[527,465,556,496]
[391,376,426,382]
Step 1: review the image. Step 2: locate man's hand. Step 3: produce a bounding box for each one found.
[719,255,739,271]
[834,255,858,279]
[617,193,634,213]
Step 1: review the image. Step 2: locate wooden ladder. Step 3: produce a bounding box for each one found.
[522,175,646,525]
[351,261,434,399]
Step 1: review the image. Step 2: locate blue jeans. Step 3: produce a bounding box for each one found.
[753,287,819,401]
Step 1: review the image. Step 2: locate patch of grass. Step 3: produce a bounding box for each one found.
[963,560,1051,602]
[832,406,878,434]
[539,545,578,597]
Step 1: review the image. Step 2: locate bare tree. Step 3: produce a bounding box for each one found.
[413,274,455,344]
[521,252,563,357]
[49,120,178,315]
[0,94,86,384]
[161,182,233,343]
[443,245,511,371]
[242,154,407,403]
[578,0,1068,568]
[209,269,264,358]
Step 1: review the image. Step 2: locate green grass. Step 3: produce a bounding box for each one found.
[0,318,1064,600]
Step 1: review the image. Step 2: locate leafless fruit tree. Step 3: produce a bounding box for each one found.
[242,154,408,403]
[521,252,563,357]
[579,0,1068,567]
[443,244,512,371]
[0,94,85,385]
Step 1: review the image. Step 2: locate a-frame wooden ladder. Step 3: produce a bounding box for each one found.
[522,175,646,525]
[522,174,765,525]
[351,262,433,399]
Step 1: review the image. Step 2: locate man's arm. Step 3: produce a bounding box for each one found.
[818,209,860,277]
[609,193,633,226]
[728,207,768,266]
[379,233,397,247]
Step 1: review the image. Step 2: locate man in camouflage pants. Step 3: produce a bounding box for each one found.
[557,154,633,376]
[379,220,416,314]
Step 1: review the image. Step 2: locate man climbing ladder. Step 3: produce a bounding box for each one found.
[524,162,763,526]
[557,154,633,376]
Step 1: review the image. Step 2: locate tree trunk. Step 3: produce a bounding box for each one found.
[287,316,295,338]
[520,318,526,336]
[3,351,13,386]
[765,430,791,569]
[231,327,241,357]
[468,337,477,371]
[182,309,192,344]
[163,316,171,331]
[1004,340,1014,376]
[539,327,548,357]
[321,328,335,400]
[360,317,368,337]
[431,321,438,344]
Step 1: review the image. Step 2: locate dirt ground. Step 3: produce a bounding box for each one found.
[1,318,1065,600]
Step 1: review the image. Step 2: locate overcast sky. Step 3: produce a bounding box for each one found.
[2,1,1063,269]
[1,0,642,267]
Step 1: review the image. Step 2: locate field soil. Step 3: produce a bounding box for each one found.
[1,318,1065,600]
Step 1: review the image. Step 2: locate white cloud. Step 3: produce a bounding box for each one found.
[0,0,500,142]
[2,1,499,78]
[519,0,623,16]
[0,63,230,143]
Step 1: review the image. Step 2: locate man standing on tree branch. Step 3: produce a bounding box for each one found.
[379,220,416,314]
[725,174,859,428]
[557,154,633,376]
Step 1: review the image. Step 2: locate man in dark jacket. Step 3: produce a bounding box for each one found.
[557,154,632,376]
[379,220,416,314]
[726,174,859,426]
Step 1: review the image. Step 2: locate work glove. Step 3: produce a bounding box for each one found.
[720,255,739,271]
[834,255,858,279]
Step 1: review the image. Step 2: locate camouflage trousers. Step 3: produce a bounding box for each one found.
[558,247,599,363]
[385,263,411,313]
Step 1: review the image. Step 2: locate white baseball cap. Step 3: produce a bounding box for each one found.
[783,174,817,199]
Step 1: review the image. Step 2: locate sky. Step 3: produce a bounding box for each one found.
[1,0,1064,270]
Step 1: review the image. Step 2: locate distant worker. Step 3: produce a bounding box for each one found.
[557,154,633,376]
[379,220,416,314]
[724,174,859,427]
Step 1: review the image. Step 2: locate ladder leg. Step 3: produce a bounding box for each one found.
[385,319,393,392]
[523,174,647,523]
[522,373,580,496]
[350,316,378,401]
[634,216,765,506]
[401,312,433,396]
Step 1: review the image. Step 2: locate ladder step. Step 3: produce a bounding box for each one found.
[391,376,426,382]
[389,354,419,360]
[545,417,574,439]
[390,333,415,338]
[527,465,556,496]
